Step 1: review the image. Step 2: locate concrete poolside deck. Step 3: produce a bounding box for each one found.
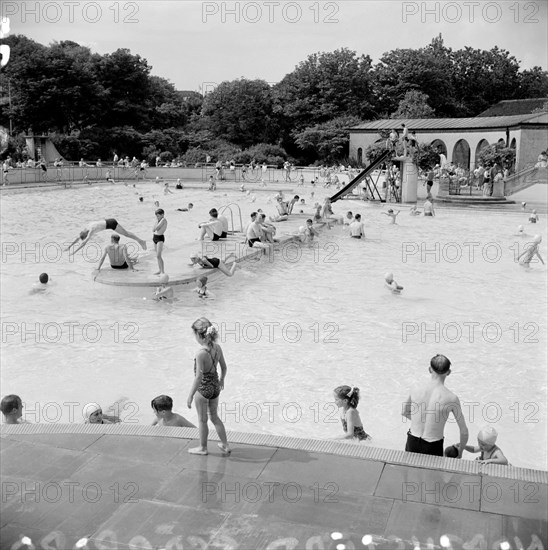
[1,425,546,550]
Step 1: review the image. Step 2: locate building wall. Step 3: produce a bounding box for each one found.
[349,128,536,171]
[516,127,548,171]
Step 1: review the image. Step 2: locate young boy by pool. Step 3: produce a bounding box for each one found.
[1,395,28,424]
[151,395,196,427]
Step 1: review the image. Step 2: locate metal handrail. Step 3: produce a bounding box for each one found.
[218,203,244,233]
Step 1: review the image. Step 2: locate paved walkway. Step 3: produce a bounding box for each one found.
[1,425,546,549]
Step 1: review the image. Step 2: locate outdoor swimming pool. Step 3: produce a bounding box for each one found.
[1,183,547,470]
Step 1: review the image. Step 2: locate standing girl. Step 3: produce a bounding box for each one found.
[187,318,231,455]
[333,386,371,441]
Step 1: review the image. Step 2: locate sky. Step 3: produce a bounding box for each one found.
[3,0,548,92]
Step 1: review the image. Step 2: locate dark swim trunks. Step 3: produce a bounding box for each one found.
[153,234,165,244]
[248,238,261,247]
[405,430,444,457]
[105,218,118,231]
[212,233,221,241]
[111,262,128,269]
[351,235,362,239]
[220,231,227,238]
[204,257,220,268]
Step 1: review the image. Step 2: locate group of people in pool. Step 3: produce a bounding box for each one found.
[0,350,509,464]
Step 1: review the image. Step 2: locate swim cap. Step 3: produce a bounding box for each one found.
[533,234,542,243]
[83,402,101,422]
[158,274,169,284]
[518,225,524,231]
[478,426,497,445]
[384,273,394,283]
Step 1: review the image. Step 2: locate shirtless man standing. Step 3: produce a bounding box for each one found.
[95,234,137,278]
[402,354,468,457]
[66,219,146,255]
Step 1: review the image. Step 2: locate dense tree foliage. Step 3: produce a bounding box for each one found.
[391,91,436,119]
[1,34,546,163]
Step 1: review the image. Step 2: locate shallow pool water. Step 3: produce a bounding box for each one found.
[1,184,547,470]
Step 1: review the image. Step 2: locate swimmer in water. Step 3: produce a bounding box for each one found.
[83,403,121,424]
[349,214,365,239]
[0,394,29,424]
[189,253,237,277]
[66,219,147,255]
[385,272,403,294]
[382,209,401,224]
[521,202,527,211]
[164,182,173,195]
[410,206,421,216]
[176,179,183,190]
[153,274,174,301]
[193,276,209,298]
[515,225,529,237]
[301,218,320,243]
[454,426,508,465]
[517,235,544,267]
[529,209,539,223]
[30,272,49,294]
[177,203,194,212]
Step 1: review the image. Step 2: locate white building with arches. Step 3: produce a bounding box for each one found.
[349,113,548,173]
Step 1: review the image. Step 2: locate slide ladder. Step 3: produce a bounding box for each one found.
[330,149,391,203]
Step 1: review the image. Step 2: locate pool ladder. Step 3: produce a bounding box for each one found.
[219,203,244,234]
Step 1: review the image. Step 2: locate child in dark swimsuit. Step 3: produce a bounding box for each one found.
[333,385,371,441]
[187,318,231,456]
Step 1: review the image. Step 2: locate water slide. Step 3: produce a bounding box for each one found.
[330,150,391,203]
[25,136,66,162]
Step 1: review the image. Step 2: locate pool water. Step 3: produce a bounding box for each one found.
[1,184,547,470]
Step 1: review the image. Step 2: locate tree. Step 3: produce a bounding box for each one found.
[273,48,375,130]
[292,115,363,163]
[451,46,522,116]
[200,79,277,148]
[96,48,152,129]
[373,35,456,117]
[391,90,435,119]
[519,67,548,98]
[477,143,516,169]
[412,143,441,171]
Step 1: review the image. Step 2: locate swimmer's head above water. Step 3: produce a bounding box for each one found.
[39,273,49,284]
[158,274,169,285]
[384,272,394,284]
[518,225,524,233]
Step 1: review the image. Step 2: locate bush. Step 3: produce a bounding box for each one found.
[182,147,208,164]
[235,143,288,165]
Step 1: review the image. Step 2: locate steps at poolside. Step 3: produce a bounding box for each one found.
[436,195,515,206]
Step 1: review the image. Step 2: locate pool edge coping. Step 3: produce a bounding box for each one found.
[2,423,546,484]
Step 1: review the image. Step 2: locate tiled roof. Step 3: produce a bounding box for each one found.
[350,113,548,132]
